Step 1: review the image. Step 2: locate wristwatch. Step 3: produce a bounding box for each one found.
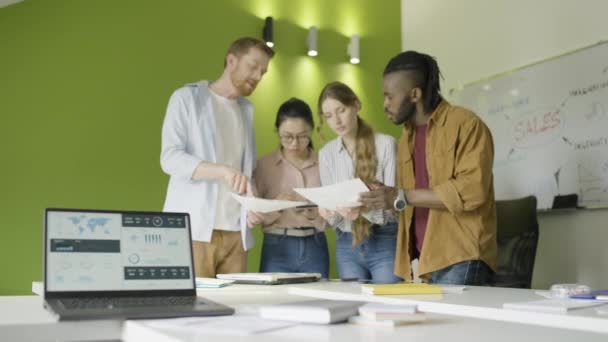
[393,188,407,211]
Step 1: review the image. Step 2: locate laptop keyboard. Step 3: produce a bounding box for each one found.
[59,296,198,310]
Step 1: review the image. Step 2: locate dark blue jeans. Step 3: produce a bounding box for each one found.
[260,231,330,279]
[335,222,402,284]
[428,260,494,285]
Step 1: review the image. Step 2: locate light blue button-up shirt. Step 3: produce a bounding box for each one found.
[160,80,256,249]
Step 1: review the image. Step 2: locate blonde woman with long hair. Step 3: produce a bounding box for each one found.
[317,82,401,284]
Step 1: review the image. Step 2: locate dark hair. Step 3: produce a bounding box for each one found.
[224,37,275,67]
[275,98,314,149]
[383,51,443,113]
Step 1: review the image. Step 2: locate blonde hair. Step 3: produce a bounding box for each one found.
[318,82,378,245]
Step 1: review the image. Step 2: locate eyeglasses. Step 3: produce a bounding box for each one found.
[279,134,311,144]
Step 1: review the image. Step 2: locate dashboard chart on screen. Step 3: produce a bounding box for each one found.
[46,210,193,292]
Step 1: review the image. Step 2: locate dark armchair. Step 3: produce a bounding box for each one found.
[494,196,539,288]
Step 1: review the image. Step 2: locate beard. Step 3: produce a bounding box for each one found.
[230,71,256,97]
[389,95,416,125]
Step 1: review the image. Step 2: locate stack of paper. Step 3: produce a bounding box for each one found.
[359,302,418,319]
[348,303,426,327]
[361,283,443,295]
[258,299,364,324]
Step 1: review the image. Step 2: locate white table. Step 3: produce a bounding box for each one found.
[122,284,608,342]
[284,281,608,333]
[1,282,607,342]
[0,295,121,342]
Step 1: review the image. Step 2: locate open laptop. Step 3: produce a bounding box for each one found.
[43,208,234,320]
[216,272,322,285]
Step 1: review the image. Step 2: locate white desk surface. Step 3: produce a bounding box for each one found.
[0,295,122,342]
[283,281,608,333]
[1,282,607,342]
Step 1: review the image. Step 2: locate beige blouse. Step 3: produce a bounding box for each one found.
[253,149,326,231]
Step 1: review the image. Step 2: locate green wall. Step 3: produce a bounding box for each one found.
[0,0,401,295]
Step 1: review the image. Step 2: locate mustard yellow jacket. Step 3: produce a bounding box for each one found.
[395,101,497,281]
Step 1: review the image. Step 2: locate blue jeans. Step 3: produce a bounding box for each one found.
[429,260,494,285]
[335,222,402,284]
[260,231,330,279]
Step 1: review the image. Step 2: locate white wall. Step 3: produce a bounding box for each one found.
[401,0,608,289]
[535,210,608,289]
[0,0,23,8]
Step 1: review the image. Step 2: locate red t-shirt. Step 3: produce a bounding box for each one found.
[413,124,429,253]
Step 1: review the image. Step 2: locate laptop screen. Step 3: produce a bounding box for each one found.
[45,209,194,292]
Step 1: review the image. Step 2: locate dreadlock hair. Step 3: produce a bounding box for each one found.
[317,82,377,246]
[383,51,443,113]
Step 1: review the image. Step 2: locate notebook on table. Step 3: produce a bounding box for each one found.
[216,272,322,285]
[259,299,364,324]
[43,208,234,320]
[361,283,443,295]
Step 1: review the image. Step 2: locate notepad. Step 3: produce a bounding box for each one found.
[361,283,442,295]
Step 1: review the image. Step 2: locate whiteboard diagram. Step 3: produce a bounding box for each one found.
[454,41,608,209]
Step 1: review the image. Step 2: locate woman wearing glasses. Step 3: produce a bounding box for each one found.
[248,98,329,278]
[317,82,401,284]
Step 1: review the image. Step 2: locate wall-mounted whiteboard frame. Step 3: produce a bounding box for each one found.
[453,41,608,209]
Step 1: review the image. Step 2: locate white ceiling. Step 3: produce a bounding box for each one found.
[0,0,23,8]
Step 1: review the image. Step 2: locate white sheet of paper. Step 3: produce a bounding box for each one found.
[231,193,309,213]
[142,316,296,336]
[195,277,234,288]
[503,299,606,313]
[293,178,369,210]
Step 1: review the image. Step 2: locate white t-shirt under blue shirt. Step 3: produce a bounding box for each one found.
[209,89,244,231]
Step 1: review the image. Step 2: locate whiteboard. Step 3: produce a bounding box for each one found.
[453,42,608,209]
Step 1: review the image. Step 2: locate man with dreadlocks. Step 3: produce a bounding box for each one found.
[359,51,497,285]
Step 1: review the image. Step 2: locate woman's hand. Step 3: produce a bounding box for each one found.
[336,206,361,220]
[246,211,264,228]
[302,207,318,220]
[318,207,337,221]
